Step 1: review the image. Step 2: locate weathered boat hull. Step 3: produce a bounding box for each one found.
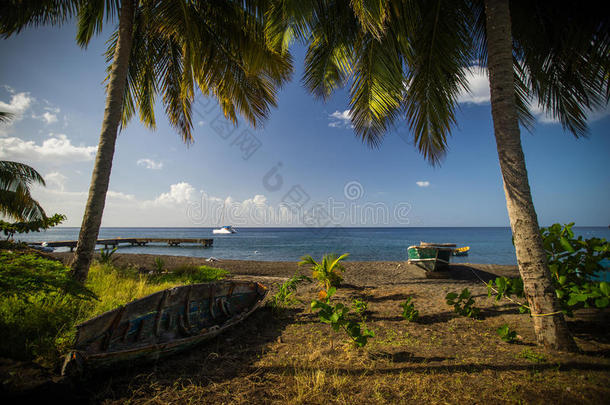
[62,280,267,376]
[407,245,452,272]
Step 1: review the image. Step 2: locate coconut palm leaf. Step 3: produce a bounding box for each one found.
[0,160,46,221]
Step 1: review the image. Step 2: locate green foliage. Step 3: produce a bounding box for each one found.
[0,251,96,300]
[98,246,118,265]
[351,298,368,319]
[497,324,518,343]
[0,213,66,239]
[270,273,311,310]
[540,223,610,315]
[311,287,374,348]
[446,288,481,319]
[0,257,228,368]
[487,276,524,301]
[400,297,419,322]
[299,253,349,291]
[153,256,165,274]
[0,160,47,222]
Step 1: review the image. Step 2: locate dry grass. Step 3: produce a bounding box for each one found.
[73,275,610,405]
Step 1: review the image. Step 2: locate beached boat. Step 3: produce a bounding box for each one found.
[407,243,454,272]
[213,225,236,234]
[452,246,470,256]
[61,280,267,376]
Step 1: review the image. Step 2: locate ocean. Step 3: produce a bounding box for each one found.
[13,226,610,265]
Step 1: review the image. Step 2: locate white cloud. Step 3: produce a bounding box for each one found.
[0,92,35,136]
[328,109,354,128]
[149,182,195,206]
[0,92,34,115]
[45,172,68,191]
[457,66,490,105]
[0,133,97,163]
[41,111,58,124]
[198,120,205,126]
[137,158,163,170]
[416,181,430,188]
[30,181,296,227]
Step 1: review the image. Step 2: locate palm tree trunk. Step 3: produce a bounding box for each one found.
[484,0,576,351]
[70,0,135,283]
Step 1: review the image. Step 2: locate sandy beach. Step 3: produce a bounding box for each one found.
[19,252,604,403]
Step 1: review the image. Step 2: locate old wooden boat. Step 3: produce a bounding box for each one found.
[452,246,470,256]
[61,280,268,376]
[407,243,454,272]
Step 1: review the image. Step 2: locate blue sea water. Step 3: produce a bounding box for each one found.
[13,227,610,265]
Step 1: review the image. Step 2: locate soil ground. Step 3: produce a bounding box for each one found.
[3,253,609,404]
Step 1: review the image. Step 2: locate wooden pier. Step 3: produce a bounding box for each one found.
[29,237,214,252]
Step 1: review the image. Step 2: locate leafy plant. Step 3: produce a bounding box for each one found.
[299,253,349,292]
[351,299,368,319]
[153,257,165,274]
[446,288,481,319]
[400,297,419,322]
[311,287,374,348]
[98,246,118,265]
[497,324,518,343]
[487,276,529,313]
[0,213,66,240]
[270,273,311,310]
[541,223,610,314]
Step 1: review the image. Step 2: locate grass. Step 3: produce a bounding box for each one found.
[0,259,229,369]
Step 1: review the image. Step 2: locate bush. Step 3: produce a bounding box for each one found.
[269,273,311,310]
[151,264,229,284]
[446,288,481,319]
[400,297,419,322]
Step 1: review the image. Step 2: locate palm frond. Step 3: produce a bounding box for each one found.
[0,111,14,123]
[401,0,474,164]
[0,0,80,37]
[510,0,610,137]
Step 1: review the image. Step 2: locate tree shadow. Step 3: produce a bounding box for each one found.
[369,351,454,363]
[367,293,417,303]
[256,360,609,377]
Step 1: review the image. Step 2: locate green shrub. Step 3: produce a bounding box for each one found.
[311,287,374,348]
[299,253,348,291]
[496,324,518,343]
[446,288,481,319]
[541,223,610,314]
[400,297,419,322]
[153,256,165,274]
[98,246,118,265]
[270,273,311,310]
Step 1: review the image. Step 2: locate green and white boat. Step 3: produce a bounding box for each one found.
[407,243,456,272]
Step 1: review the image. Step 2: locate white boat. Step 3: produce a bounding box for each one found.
[213,225,236,234]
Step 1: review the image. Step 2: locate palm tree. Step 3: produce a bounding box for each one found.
[268,0,608,351]
[0,111,47,222]
[299,252,349,292]
[0,160,47,222]
[1,1,292,282]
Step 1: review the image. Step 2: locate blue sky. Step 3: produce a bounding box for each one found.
[1,23,608,227]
